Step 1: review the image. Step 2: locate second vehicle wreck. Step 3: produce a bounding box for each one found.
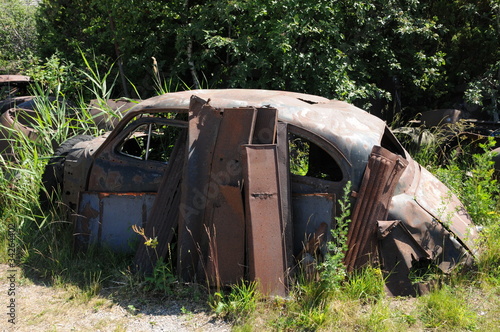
[43,89,480,297]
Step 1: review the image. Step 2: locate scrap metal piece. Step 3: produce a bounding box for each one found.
[276,122,294,278]
[74,192,156,252]
[345,146,408,271]
[178,96,222,281]
[253,107,277,144]
[378,221,430,296]
[203,107,257,286]
[242,144,286,297]
[134,129,187,273]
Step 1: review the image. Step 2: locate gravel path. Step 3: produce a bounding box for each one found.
[0,264,231,332]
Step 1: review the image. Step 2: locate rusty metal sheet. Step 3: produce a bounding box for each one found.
[345,146,408,271]
[74,192,156,252]
[134,129,187,273]
[292,193,335,258]
[203,107,257,286]
[177,96,222,281]
[378,221,430,296]
[242,144,286,297]
[205,185,246,286]
[276,121,294,278]
[252,107,277,144]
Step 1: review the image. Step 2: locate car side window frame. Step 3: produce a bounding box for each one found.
[108,116,188,164]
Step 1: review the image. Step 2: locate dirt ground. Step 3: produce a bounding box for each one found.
[0,264,231,332]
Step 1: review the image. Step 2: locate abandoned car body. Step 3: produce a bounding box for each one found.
[47,89,479,296]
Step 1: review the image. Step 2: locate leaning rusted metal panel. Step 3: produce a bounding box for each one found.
[177,96,222,281]
[344,146,408,271]
[242,144,286,297]
[203,107,257,286]
[134,129,187,273]
[74,192,156,252]
[276,121,294,281]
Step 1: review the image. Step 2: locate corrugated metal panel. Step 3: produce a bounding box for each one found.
[345,146,408,271]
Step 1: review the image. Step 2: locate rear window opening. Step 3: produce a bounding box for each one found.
[380,127,406,158]
[289,132,343,182]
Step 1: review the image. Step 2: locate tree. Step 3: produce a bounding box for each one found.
[0,0,38,72]
[34,0,499,120]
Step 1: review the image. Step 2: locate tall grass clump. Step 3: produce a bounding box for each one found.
[417,285,477,330]
[0,52,132,293]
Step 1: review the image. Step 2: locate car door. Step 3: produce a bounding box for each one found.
[75,115,187,252]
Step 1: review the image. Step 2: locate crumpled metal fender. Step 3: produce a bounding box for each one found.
[62,135,108,212]
[389,156,479,272]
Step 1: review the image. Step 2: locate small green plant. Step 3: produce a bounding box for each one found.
[132,225,177,295]
[477,223,500,285]
[321,180,352,290]
[210,281,259,324]
[126,304,138,315]
[144,257,176,295]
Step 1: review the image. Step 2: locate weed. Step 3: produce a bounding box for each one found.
[477,223,500,285]
[343,266,385,304]
[321,180,352,290]
[435,137,499,226]
[143,257,176,295]
[126,304,138,315]
[210,281,259,324]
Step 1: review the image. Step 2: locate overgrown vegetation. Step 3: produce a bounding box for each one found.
[2,0,499,122]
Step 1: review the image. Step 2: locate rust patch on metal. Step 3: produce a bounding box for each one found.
[242,144,286,297]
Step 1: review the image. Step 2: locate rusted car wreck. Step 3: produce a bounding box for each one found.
[47,89,479,297]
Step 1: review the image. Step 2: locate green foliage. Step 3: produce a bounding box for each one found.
[22,53,84,97]
[343,266,385,304]
[434,137,499,226]
[477,223,500,285]
[417,285,477,330]
[321,180,352,289]
[465,60,500,121]
[210,281,258,324]
[144,257,176,295]
[34,0,499,118]
[0,0,37,72]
